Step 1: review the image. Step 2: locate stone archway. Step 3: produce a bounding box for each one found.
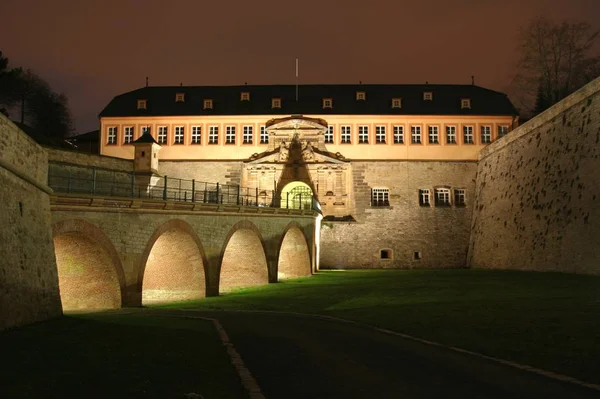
[219,221,269,293]
[278,223,312,279]
[52,219,125,311]
[139,220,207,305]
[280,181,314,210]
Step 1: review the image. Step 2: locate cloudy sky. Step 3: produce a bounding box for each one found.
[1,0,598,133]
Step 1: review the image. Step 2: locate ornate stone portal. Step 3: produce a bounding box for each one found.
[242,115,352,216]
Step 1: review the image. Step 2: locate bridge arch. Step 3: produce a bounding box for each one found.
[219,220,269,293]
[138,219,208,305]
[277,222,312,280]
[52,219,125,311]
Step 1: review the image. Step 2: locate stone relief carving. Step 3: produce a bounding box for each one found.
[302,141,315,161]
[278,141,289,162]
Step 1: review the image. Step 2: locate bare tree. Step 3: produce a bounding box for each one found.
[511,17,600,117]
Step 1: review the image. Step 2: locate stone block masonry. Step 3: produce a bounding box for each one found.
[0,115,62,330]
[468,76,600,275]
[320,161,477,268]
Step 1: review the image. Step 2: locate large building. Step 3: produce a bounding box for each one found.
[99,84,518,269]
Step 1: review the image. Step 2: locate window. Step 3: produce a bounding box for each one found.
[356,91,366,100]
[175,93,185,102]
[372,188,390,207]
[174,126,185,144]
[157,126,167,144]
[463,126,474,144]
[498,125,509,138]
[325,125,334,143]
[461,98,471,109]
[209,126,219,144]
[271,98,281,108]
[192,126,201,144]
[428,126,439,144]
[141,126,150,135]
[414,251,422,260]
[393,126,404,144]
[454,188,466,206]
[137,99,147,109]
[419,189,430,206]
[358,125,369,144]
[124,126,134,144]
[260,126,268,144]
[481,125,491,144]
[323,98,333,108]
[446,126,457,144]
[240,92,250,101]
[392,98,402,108]
[107,127,117,145]
[341,125,351,143]
[203,99,213,109]
[380,249,392,259]
[423,92,433,101]
[411,126,422,144]
[375,126,386,144]
[225,126,236,144]
[243,126,253,144]
[435,188,451,206]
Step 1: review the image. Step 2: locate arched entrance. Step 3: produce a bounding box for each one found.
[278,225,311,279]
[280,181,313,210]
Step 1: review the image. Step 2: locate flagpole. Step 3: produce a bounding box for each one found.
[295,58,299,102]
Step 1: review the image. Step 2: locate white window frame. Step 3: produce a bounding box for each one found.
[481,125,492,144]
[498,125,509,138]
[208,126,219,144]
[341,125,351,143]
[325,125,334,143]
[454,188,466,206]
[174,126,185,144]
[419,189,430,206]
[428,126,439,144]
[225,126,236,144]
[372,188,390,207]
[124,126,134,144]
[157,126,167,144]
[260,126,268,144]
[463,125,474,144]
[435,188,451,206]
[375,125,386,144]
[243,125,253,144]
[446,125,457,144]
[411,126,422,144]
[107,127,117,145]
[141,126,150,135]
[393,125,404,144]
[191,126,202,144]
[358,125,369,144]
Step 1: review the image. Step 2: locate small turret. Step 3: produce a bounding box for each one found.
[132,129,161,174]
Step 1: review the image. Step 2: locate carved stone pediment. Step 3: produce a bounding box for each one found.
[245,145,348,165]
[265,115,328,151]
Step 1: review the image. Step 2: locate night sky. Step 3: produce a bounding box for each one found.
[1,0,599,133]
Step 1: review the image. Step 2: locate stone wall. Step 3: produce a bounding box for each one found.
[0,116,62,330]
[468,77,600,275]
[320,161,477,268]
[46,147,133,172]
[159,161,242,186]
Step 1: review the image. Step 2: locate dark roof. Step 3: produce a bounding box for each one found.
[70,129,99,143]
[99,84,518,118]
[133,131,158,144]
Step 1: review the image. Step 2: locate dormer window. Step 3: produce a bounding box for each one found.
[356,91,366,101]
[137,99,147,109]
[203,99,213,109]
[461,98,471,109]
[423,92,433,101]
[391,98,402,108]
[241,92,250,101]
[322,98,333,108]
[175,93,185,102]
[271,98,281,108]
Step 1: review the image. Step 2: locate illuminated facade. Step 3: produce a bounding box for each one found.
[99,84,518,268]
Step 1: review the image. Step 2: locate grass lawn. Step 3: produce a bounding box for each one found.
[156,269,600,385]
[0,313,246,398]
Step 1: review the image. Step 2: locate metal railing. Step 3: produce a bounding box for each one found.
[48,168,319,211]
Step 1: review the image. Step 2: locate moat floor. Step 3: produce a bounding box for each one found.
[2,269,599,397]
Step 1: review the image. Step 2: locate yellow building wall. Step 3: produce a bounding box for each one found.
[100,114,515,161]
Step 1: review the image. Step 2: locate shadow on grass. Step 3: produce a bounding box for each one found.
[0,313,246,399]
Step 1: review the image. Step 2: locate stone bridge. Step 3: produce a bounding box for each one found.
[50,193,318,311]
